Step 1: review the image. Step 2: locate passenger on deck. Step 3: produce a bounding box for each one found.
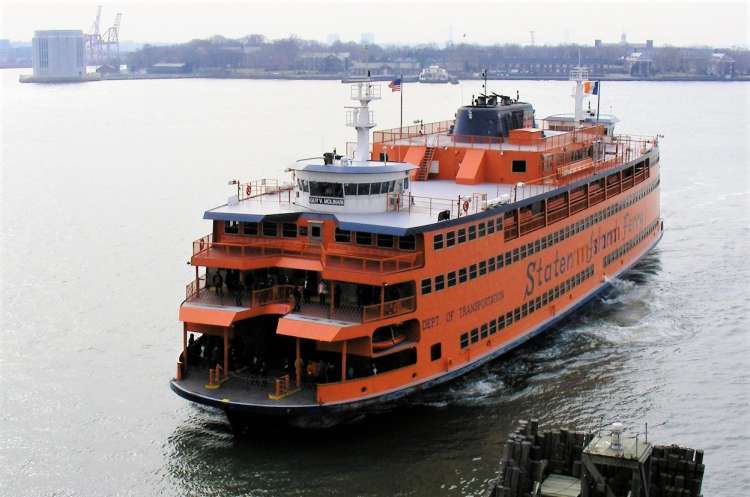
[212,271,224,298]
[371,364,378,376]
[293,286,302,312]
[234,279,244,306]
[318,280,328,305]
[210,343,221,370]
[303,277,313,304]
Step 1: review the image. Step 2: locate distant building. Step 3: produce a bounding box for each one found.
[147,62,192,74]
[326,34,340,45]
[350,60,419,77]
[708,52,735,78]
[31,30,86,81]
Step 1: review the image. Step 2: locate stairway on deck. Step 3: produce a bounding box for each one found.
[414,146,436,181]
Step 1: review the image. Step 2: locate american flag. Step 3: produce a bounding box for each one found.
[388,78,402,92]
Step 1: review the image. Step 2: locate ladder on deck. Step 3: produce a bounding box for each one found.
[415,146,436,181]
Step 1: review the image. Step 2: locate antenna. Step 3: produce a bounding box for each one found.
[482,68,487,96]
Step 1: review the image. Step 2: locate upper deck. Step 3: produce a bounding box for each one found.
[203,129,657,236]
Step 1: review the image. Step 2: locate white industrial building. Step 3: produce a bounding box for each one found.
[29,30,86,82]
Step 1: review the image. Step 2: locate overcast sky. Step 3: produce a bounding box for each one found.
[1,0,748,47]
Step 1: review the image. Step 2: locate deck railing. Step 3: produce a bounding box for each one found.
[362,295,416,323]
[184,280,294,308]
[192,234,425,274]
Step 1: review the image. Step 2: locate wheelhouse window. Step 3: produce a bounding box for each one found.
[357,183,370,195]
[344,183,357,196]
[335,228,351,243]
[512,160,527,173]
[282,223,298,238]
[309,181,343,198]
[224,221,239,234]
[241,222,258,235]
[262,222,278,237]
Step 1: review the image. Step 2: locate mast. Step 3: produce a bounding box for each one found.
[346,77,380,163]
[571,65,589,127]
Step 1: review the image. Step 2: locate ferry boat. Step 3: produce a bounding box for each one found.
[419,64,453,83]
[170,68,662,429]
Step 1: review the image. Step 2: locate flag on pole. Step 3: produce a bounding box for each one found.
[388,78,402,92]
[592,81,599,95]
[583,81,600,95]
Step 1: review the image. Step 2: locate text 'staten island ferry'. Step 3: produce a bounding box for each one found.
[171,68,662,429]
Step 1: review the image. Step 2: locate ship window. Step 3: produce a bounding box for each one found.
[356,232,373,245]
[357,183,370,195]
[241,222,258,235]
[496,217,504,231]
[497,254,504,269]
[435,275,445,291]
[534,240,541,252]
[459,268,467,283]
[335,228,351,243]
[282,223,298,238]
[380,181,390,193]
[470,328,479,343]
[468,225,476,240]
[458,228,466,243]
[512,160,527,173]
[377,234,394,248]
[469,264,477,279]
[398,235,416,251]
[430,343,442,361]
[488,257,496,272]
[345,183,357,196]
[478,222,486,237]
[479,261,487,275]
[489,319,497,335]
[504,252,512,266]
[514,308,521,321]
[520,245,527,259]
[421,278,432,295]
[512,248,519,262]
[487,221,495,235]
[224,220,239,234]
[433,234,444,250]
[506,311,513,326]
[446,231,456,247]
[389,180,396,193]
[309,182,343,198]
[403,178,409,190]
[262,222,278,237]
[480,324,488,339]
[447,271,456,287]
[498,315,506,330]
[460,333,469,349]
[301,180,309,192]
[370,183,383,194]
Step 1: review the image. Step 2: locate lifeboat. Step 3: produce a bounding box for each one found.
[372,327,407,351]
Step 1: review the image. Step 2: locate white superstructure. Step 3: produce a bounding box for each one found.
[31,30,86,81]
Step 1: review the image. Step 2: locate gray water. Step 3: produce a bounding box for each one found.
[1,70,748,497]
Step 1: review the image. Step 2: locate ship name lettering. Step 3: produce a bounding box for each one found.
[525,250,573,298]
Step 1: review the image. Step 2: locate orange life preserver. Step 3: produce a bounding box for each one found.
[462,200,470,213]
[245,184,252,196]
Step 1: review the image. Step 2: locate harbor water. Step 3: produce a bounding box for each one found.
[1,69,748,496]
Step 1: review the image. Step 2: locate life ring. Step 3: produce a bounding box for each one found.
[245,184,252,196]
[462,200,470,213]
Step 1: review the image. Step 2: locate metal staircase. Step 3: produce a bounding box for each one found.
[415,147,436,181]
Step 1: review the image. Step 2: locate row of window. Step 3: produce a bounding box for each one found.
[603,219,661,267]
[459,265,595,349]
[223,220,418,251]
[433,216,504,250]
[298,179,409,198]
[335,228,416,251]
[421,178,659,297]
[225,221,300,238]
